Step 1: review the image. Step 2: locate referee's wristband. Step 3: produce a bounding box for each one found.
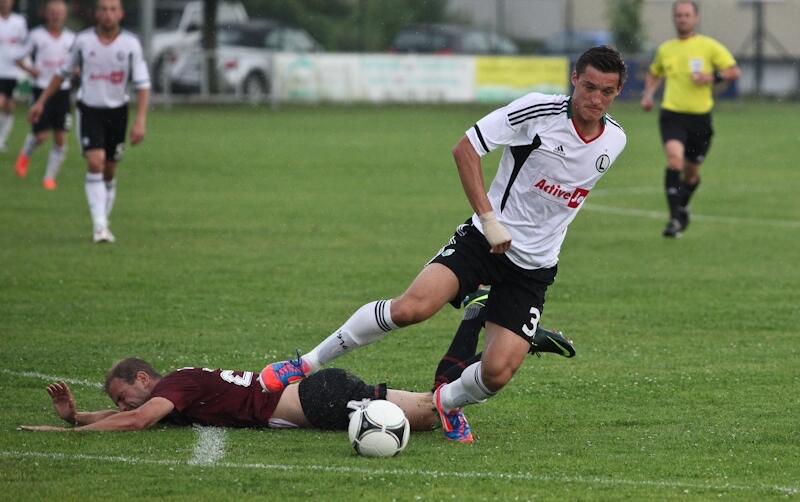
[713,71,725,84]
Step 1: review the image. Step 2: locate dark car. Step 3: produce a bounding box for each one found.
[389,23,519,55]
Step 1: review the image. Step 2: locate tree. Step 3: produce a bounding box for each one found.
[607,0,645,54]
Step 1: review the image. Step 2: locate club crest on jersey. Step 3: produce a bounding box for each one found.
[595,154,610,173]
[116,50,126,61]
[533,177,589,209]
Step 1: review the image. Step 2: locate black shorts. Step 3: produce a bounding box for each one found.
[76,101,128,161]
[0,78,17,98]
[659,109,713,163]
[298,368,387,430]
[429,220,557,342]
[31,88,71,133]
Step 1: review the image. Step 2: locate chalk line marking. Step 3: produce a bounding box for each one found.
[0,450,796,496]
[584,203,800,229]
[188,426,227,466]
[1,369,102,389]
[585,185,800,229]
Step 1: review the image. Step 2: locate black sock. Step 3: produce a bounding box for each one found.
[432,303,485,391]
[437,352,483,390]
[664,169,682,219]
[679,178,700,208]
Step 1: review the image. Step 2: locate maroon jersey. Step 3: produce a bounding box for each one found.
[150,367,283,427]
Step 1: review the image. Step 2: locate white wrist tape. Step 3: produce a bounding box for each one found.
[478,211,511,247]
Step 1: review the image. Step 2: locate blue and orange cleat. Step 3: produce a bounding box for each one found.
[433,385,474,444]
[258,352,311,393]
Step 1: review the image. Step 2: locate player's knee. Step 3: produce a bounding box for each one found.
[390,296,436,327]
[480,358,519,392]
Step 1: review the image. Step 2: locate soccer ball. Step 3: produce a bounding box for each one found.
[347,400,410,457]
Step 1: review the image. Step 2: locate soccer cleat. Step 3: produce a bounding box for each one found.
[662,218,683,238]
[92,226,115,243]
[14,154,29,178]
[258,353,311,393]
[42,178,57,191]
[461,286,490,309]
[529,326,576,358]
[433,385,474,444]
[676,207,690,232]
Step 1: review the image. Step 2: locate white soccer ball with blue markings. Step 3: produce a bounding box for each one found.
[348,400,410,457]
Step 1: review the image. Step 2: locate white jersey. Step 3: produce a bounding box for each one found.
[19,26,75,90]
[60,28,150,108]
[0,12,27,79]
[465,92,627,270]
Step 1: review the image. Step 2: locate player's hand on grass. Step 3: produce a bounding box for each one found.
[47,381,77,424]
[479,211,512,254]
[17,425,68,432]
[130,120,146,145]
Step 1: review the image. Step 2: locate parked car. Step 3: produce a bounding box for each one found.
[168,20,322,101]
[389,23,519,55]
[127,1,249,90]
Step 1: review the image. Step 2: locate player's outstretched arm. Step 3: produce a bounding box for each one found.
[452,136,511,254]
[45,381,117,425]
[20,397,174,432]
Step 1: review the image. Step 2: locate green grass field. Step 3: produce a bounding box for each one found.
[1,100,798,500]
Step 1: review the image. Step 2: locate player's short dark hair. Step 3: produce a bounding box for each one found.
[575,46,627,87]
[673,0,699,14]
[104,358,161,393]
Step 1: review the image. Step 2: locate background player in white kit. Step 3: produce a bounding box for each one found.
[29,0,150,243]
[0,0,27,152]
[14,0,74,189]
[262,46,628,444]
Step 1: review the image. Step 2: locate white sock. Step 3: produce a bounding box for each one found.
[44,145,65,180]
[439,361,496,411]
[22,133,39,157]
[302,299,398,371]
[85,172,108,230]
[105,178,117,218]
[0,113,12,146]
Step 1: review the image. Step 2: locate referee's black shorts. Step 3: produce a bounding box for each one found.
[659,109,713,163]
[76,101,128,161]
[428,219,557,343]
[31,88,71,133]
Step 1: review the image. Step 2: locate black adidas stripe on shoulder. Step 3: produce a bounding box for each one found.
[507,99,569,120]
[509,103,568,126]
[472,124,489,154]
[605,115,624,131]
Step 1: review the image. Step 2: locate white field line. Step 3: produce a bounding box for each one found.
[584,203,800,229]
[586,185,800,229]
[0,450,796,496]
[188,426,227,466]
[1,369,102,389]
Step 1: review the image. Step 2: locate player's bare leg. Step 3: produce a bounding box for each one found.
[386,390,436,431]
[271,382,311,427]
[260,264,459,393]
[663,139,687,237]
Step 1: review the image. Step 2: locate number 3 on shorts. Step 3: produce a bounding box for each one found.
[521,307,541,340]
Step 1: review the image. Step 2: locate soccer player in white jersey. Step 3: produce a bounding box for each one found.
[0,0,27,152]
[14,0,74,189]
[29,0,150,243]
[261,46,628,443]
